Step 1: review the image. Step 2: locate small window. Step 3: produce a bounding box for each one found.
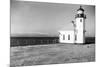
[80,19,82,22]
[75,35,77,40]
[63,35,65,40]
[68,35,70,40]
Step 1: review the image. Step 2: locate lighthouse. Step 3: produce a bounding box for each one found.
[59,6,86,44]
[74,6,86,44]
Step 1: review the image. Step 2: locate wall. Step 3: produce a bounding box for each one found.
[59,31,74,43]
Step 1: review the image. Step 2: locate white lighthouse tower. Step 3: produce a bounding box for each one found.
[74,6,86,44]
[59,6,86,44]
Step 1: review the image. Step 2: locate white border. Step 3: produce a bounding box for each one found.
[0,0,10,67]
[21,0,95,5]
[0,0,99,67]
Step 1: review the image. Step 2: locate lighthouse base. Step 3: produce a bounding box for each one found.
[74,43,85,45]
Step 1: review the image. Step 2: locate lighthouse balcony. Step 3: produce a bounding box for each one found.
[75,14,86,19]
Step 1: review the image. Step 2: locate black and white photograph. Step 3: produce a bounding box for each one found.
[10,0,95,67]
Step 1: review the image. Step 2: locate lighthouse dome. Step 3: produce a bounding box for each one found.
[77,6,84,12]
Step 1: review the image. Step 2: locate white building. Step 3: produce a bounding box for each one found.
[59,6,86,44]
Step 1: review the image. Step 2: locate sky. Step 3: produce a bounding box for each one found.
[11,0,95,37]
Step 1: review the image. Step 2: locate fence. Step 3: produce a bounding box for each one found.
[10,37,59,47]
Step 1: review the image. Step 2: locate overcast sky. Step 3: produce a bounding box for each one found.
[11,0,95,37]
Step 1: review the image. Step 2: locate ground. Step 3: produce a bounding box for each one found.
[10,44,95,67]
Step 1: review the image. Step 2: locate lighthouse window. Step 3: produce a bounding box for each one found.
[80,19,82,22]
[68,35,70,40]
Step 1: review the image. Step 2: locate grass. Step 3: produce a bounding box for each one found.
[10,43,95,67]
